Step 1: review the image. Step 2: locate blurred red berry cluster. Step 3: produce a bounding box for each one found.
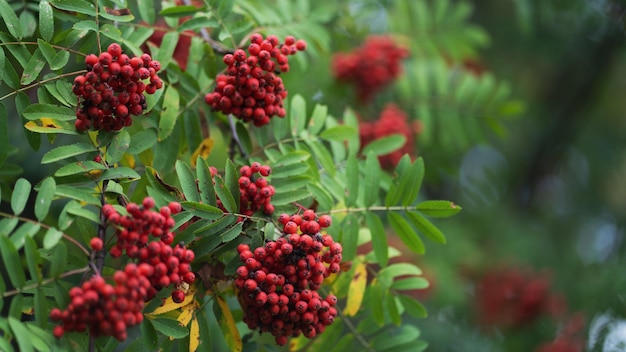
[359,103,421,169]
[536,313,586,352]
[332,35,408,101]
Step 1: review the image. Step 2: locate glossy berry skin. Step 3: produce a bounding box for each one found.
[235,209,343,345]
[171,289,185,303]
[205,34,306,126]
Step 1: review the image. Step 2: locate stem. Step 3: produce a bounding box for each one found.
[0,211,90,256]
[2,267,90,298]
[0,42,86,56]
[336,311,375,352]
[228,115,248,159]
[95,0,101,54]
[0,70,87,102]
[94,180,109,275]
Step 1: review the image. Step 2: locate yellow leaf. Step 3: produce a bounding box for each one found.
[122,153,136,169]
[189,317,200,352]
[147,291,194,316]
[214,295,242,352]
[190,137,214,167]
[177,302,195,327]
[343,261,367,316]
[289,335,309,351]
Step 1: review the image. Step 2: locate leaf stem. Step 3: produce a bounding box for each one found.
[0,211,90,256]
[0,70,87,102]
[228,115,248,159]
[1,266,90,298]
[0,42,86,56]
[328,205,413,215]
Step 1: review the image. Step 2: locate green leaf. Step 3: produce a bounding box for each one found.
[49,50,70,71]
[370,280,385,326]
[39,1,54,42]
[106,130,130,164]
[160,5,203,17]
[43,227,64,250]
[34,177,55,221]
[99,6,135,22]
[196,157,216,206]
[177,16,219,32]
[54,161,106,177]
[271,161,309,179]
[49,241,66,277]
[235,122,252,156]
[220,221,243,242]
[308,103,328,135]
[415,200,461,218]
[361,134,406,157]
[306,140,336,177]
[24,237,41,284]
[407,211,447,244]
[0,235,26,288]
[214,176,237,213]
[345,154,359,207]
[365,212,388,267]
[224,159,240,212]
[180,201,223,220]
[54,185,100,204]
[22,104,75,121]
[398,294,427,318]
[400,157,424,207]
[0,0,23,39]
[319,125,357,142]
[99,167,141,181]
[176,160,200,202]
[271,189,311,206]
[128,128,158,154]
[137,0,155,24]
[273,150,310,166]
[72,20,97,32]
[213,294,242,352]
[49,0,96,16]
[289,94,306,137]
[0,47,5,83]
[305,183,334,211]
[11,178,31,216]
[158,85,180,141]
[21,49,46,85]
[270,175,310,192]
[363,152,381,207]
[155,31,179,70]
[141,319,159,350]
[388,212,425,254]
[341,214,359,261]
[386,293,401,326]
[9,318,33,352]
[149,317,189,339]
[193,214,235,237]
[378,263,423,288]
[0,103,7,167]
[391,277,429,291]
[10,222,40,249]
[371,324,421,351]
[65,201,99,223]
[41,143,96,164]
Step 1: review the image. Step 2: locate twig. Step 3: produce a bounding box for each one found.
[0,42,87,56]
[0,70,87,102]
[2,267,90,298]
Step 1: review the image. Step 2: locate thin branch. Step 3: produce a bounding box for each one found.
[335,310,375,352]
[328,205,414,215]
[2,266,90,298]
[0,211,90,256]
[0,70,87,102]
[95,0,101,53]
[228,114,248,159]
[0,42,87,56]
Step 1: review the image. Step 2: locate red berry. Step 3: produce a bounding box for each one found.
[171,289,185,303]
[90,237,103,251]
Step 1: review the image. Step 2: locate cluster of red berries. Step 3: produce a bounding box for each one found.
[204,33,306,126]
[208,162,275,218]
[235,209,341,345]
[475,267,565,329]
[50,263,152,341]
[359,103,420,169]
[332,35,408,101]
[72,43,163,132]
[102,198,196,301]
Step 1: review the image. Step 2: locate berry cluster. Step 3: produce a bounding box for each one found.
[208,162,275,218]
[332,35,408,101]
[72,43,163,132]
[102,198,196,301]
[204,33,306,126]
[238,162,275,216]
[536,314,585,352]
[235,210,341,345]
[475,267,565,329]
[50,263,152,341]
[359,103,420,169]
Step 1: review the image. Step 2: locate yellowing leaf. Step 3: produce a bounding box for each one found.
[289,335,309,351]
[189,317,200,352]
[122,153,136,169]
[148,289,195,315]
[343,262,367,316]
[177,303,195,327]
[214,295,242,352]
[24,118,78,135]
[190,137,214,167]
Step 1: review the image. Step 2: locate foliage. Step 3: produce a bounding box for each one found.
[0,0,544,351]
